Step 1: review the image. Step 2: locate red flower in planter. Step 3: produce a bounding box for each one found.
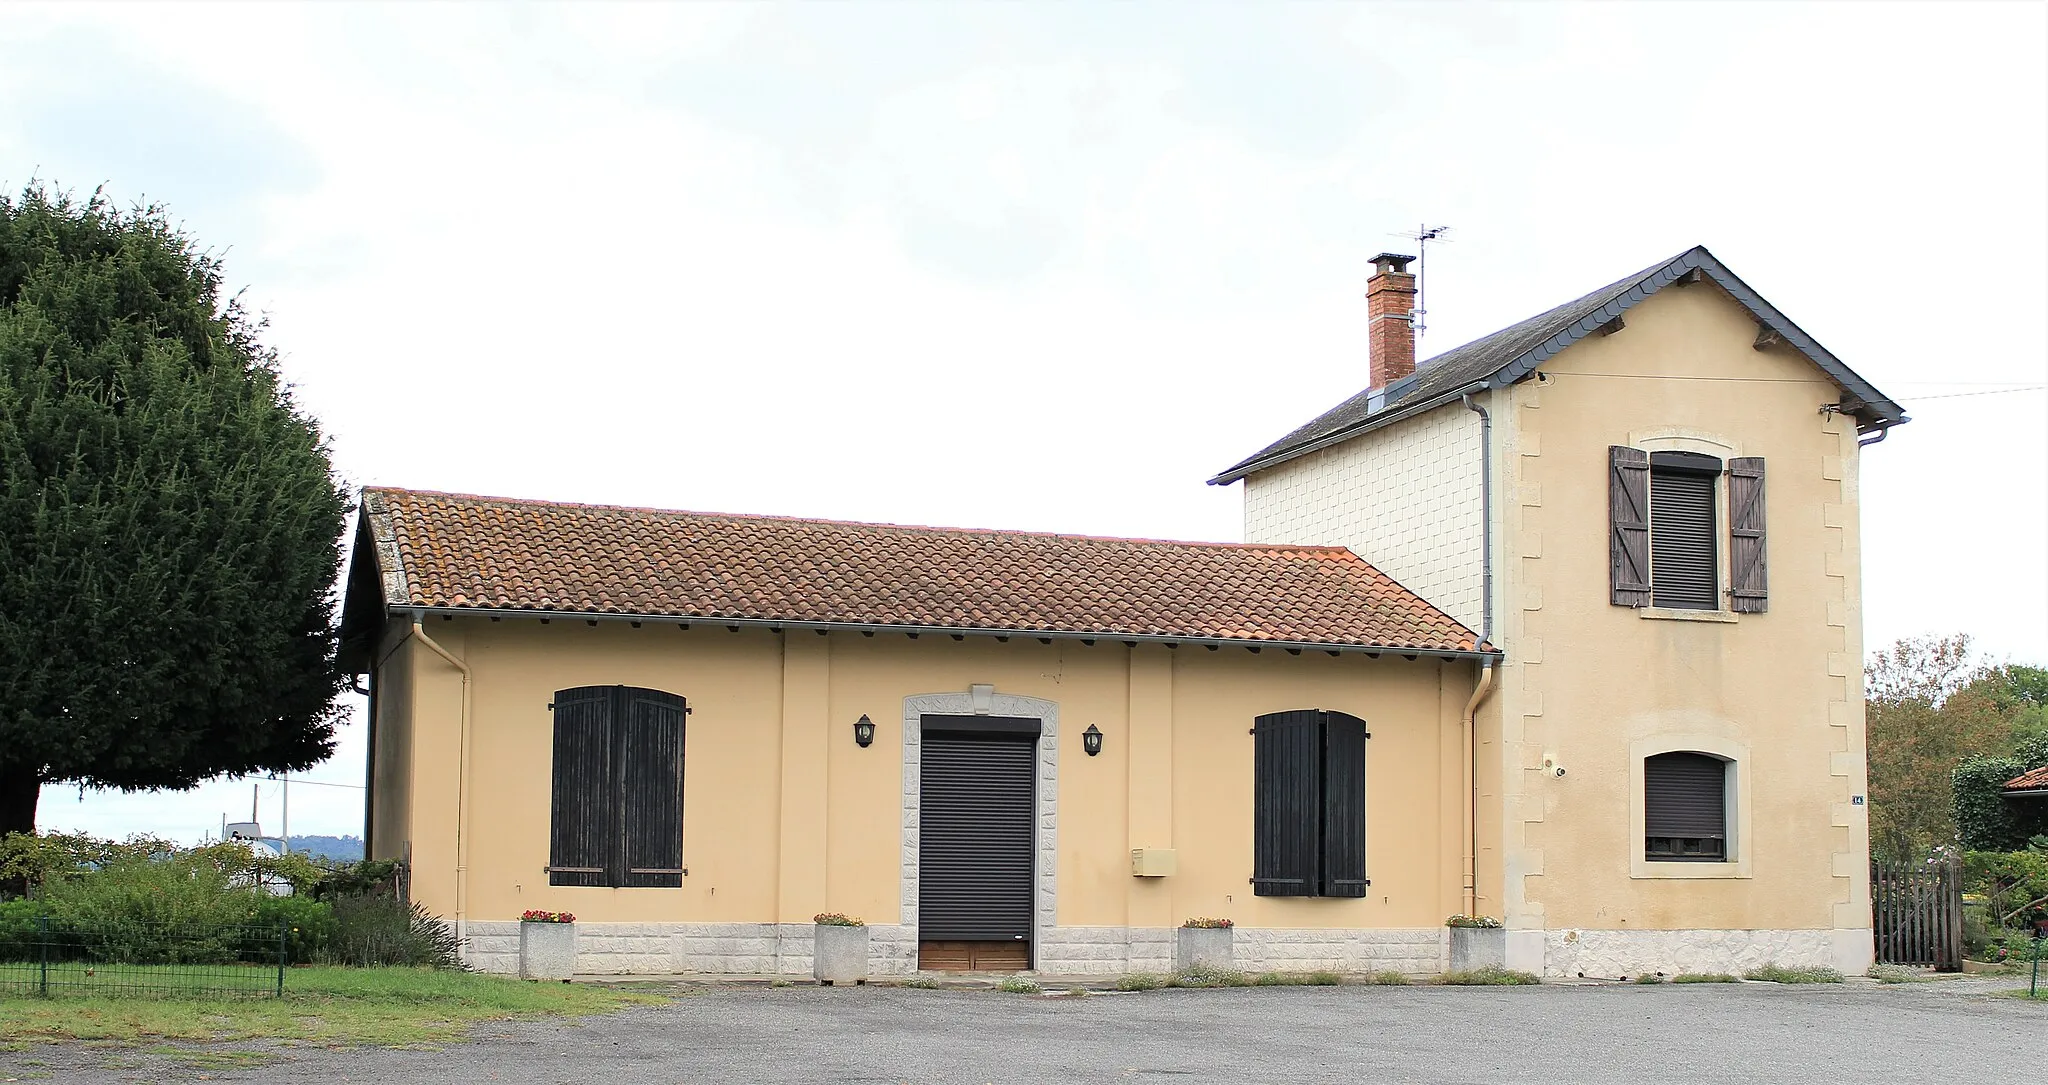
[520,910,575,924]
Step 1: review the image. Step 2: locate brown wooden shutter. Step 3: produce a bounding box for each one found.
[1609,446,1652,606]
[1728,457,1768,613]
[620,689,687,888]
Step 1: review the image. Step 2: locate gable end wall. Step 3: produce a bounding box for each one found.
[1243,405,1485,632]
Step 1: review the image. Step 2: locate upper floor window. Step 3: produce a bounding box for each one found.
[548,685,687,888]
[1608,446,1769,613]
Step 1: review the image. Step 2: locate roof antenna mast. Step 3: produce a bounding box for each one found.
[1394,224,1452,340]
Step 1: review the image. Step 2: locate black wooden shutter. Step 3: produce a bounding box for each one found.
[1320,712,1369,897]
[1649,452,1720,611]
[549,687,616,887]
[1252,710,1322,896]
[1609,446,1652,607]
[1728,457,1768,613]
[620,689,687,888]
[1645,752,1727,861]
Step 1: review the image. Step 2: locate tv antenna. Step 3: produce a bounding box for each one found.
[1392,224,1451,339]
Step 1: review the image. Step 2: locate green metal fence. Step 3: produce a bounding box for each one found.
[0,915,289,998]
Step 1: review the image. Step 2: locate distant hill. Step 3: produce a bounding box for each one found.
[284,835,363,861]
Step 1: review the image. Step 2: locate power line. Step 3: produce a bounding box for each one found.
[1903,386,2046,402]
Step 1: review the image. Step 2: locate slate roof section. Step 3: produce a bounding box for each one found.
[1210,245,1909,484]
[350,488,1493,656]
[2004,766,2048,794]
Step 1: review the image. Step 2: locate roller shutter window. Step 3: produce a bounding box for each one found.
[1645,752,1728,862]
[1649,450,1721,610]
[1253,710,1369,897]
[548,685,687,887]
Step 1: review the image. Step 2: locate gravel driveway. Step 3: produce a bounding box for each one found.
[5,977,2041,1084]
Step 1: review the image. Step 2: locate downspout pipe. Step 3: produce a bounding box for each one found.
[1460,388,1499,919]
[408,614,473,963]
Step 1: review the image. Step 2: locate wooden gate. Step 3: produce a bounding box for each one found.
[1871,854,1963,970]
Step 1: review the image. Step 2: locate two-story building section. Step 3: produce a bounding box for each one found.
[1211,247,1907,976]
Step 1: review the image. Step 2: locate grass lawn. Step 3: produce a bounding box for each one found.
[0,966,669,1050]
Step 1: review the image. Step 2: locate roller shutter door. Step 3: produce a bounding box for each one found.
[919,732,1036,941]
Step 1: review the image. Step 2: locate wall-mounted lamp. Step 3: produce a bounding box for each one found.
[1083,724,1104,757]
[854,714,876,748]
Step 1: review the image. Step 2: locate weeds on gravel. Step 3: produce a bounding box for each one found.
[1743,964,1844,984]
[1367,971,1410,985]
[1168,964,1252,988]
[1671,973,1739,983]
[1116,972,1166,991]
[1634,974,1666,984]
[1866,965,1924,984]
[997,977,1041,994]
[1439,966,1540,986]
[898,976,942,989]
[1249,971,1345,987]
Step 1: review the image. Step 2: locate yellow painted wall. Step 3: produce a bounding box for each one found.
[1497,280,1868,932]
[376,619,1472,930]
[367,630,415,862]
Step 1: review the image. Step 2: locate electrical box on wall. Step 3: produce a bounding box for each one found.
[1131,848,1177,877]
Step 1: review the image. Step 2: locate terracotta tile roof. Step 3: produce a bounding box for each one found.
[2005,766,2048,792]
[354,488,1490,655]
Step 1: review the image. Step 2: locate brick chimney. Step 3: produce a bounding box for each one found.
[1367,252,1418,389]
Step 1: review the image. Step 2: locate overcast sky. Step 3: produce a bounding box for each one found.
[5,1,2044,842]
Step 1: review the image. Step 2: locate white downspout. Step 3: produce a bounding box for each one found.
[409,615,473,963]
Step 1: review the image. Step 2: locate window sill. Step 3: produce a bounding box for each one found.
[1631,860,1751,880]
[1638,606,1737,624]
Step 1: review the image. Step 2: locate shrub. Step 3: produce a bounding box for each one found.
[35,852,266,964]
[1439,966,1539,986]
[1445,914,1503,929]
[1672,973,1740,983]
[1742,964,1843,984]
[326,896,462,969]
[311,858,404,902]
[996,976,1040,993]
[811,913,864,927]
[1116,972,1165,991]
[240,894,337,964]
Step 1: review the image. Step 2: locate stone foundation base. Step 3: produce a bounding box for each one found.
[1540,928,1860,978]
[459,921,1866,979]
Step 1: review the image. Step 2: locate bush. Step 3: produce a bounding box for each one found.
[1439,966,1539,986]
[1742,964,1843,984]
[1116,972,1165,991]
[1965,850,2048,934]
[241,894,338,964]
[1671,973,1739,983]
[326,896,462,969]
[34,852,268,964]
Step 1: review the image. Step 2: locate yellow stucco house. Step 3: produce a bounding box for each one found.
[339,245,1905,978]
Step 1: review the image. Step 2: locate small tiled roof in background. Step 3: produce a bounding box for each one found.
[2004,766,2048,793]
[353,488,1490,655]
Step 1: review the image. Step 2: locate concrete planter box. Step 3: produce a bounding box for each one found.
[1175,927,1234,972]
[519,922,577,981]
[813,924,869,985]
[1448,927,1505,972]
